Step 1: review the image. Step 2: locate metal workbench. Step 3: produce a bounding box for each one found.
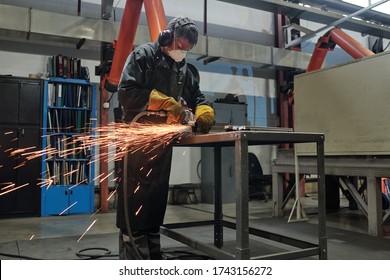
[162,130,326,260]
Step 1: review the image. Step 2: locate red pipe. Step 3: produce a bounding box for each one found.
[329,28,374,59]
[107,0,143,88]
[307,28,374,72]
[100,0,143,212]
[306,43,331,72]
[144,0,168,41]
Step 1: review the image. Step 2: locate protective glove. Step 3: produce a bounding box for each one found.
[147,89,185,124]
[195,105,215,134]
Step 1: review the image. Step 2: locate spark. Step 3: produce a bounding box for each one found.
[1,122,192,200]
[146,168,153,177]
[92,173,106,183]
[90,207,101,218]
[68,180,87,190]
[37,178,54,189]
[10,146,37,156]
[111,176,120,183]
[0,121,192,246]
[59,201,78,215]
[149,154,157,161]
[63,168,78,177]
[82,122,192,164]
[0,183,29,196]
[13,162,26,169]
[135,205,143,216]
[1,183,15,191]
[4,131,13,135]
[99,170,115,183]
[29,235,35,240]
[77,219,97,242]
[107,189,117,201]
[134,183,141,193]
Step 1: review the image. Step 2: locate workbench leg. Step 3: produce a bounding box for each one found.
[367,176,383,236]
[214,146,223,248]
[317,137,327,259]
[272,171,284,217]
[235,138,250,260]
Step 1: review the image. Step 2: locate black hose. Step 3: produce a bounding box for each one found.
[76,247,117,259]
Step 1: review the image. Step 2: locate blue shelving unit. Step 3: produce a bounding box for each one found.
[41,77,96,216]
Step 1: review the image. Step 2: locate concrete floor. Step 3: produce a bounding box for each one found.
[1,195,390,260]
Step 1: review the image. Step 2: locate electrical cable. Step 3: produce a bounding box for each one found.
[162,250,214,260]
[76,247,118,259]
[122,148,143,259]
[117,113,169,260]
[0,240,117,260]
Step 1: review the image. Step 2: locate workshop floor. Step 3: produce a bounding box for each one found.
[1,195,390,260]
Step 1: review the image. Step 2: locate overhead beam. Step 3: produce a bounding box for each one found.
[217,0,390,39]
[285,0,389,48]
[297,0,390,25]
[0,4,311,70]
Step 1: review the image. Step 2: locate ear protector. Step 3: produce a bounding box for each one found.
[158,17,195,47]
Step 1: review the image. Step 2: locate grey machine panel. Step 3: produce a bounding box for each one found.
[294,51,390,156]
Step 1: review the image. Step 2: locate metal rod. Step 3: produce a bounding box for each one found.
[203,0,207,36]
[235,137,250,260]
[285,0,389,48]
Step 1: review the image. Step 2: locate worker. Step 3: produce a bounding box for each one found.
[116,16,215,260]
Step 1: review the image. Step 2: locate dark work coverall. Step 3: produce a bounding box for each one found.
[117,41,209,259]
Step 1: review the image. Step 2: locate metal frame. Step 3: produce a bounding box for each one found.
[285,0,389,48]
[217,0,390,39]
[162,130,326,260]
[273,151,390,237]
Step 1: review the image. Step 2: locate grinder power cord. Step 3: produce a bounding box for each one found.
[121,109,196,260]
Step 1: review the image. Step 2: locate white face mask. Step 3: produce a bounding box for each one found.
[168,49,188,62]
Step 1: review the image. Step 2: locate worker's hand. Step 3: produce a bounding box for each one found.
[195,105,215,134]
[147,89,185,124]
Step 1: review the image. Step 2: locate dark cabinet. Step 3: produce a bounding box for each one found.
[0,77,43,216]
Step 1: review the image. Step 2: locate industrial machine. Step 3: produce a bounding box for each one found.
[290,29,390,236]
[287,27,374,110]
